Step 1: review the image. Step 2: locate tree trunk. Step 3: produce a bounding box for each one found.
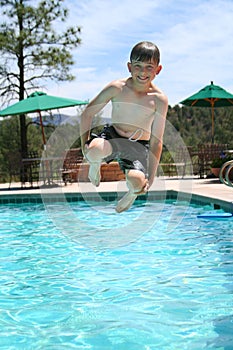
[18,0,27,158]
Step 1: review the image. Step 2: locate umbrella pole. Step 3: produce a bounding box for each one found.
[211,102,215,144]
[38,110,47,151]
[38,111,50,184]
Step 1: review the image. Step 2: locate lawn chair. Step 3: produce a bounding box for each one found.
[158,146,193,177]
[61,148,84,185]
[197,143,228,178]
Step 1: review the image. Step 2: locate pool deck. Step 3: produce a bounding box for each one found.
[0,176,232,205]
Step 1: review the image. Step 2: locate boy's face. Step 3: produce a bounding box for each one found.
[128,60,162,84]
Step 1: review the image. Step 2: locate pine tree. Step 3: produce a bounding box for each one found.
[0,0,82,156]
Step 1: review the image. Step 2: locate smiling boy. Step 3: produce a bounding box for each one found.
[80,41,168,212]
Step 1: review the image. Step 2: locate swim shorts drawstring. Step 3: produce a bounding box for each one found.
[128,129,143,142]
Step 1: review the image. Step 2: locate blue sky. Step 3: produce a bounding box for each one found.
[48,0,233,112]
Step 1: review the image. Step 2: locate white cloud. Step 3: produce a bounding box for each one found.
[23,0,233,108]
[156,0,233,103]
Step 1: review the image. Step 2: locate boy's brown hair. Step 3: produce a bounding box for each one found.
[130,41,160,65]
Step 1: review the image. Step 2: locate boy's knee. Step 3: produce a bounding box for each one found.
[85,138,112,161]
[88,138,105,149]
[126,170,147,192]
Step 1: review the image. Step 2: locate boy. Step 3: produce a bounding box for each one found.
[80,41,168,213]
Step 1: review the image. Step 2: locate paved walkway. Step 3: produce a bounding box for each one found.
[1,177,233,204]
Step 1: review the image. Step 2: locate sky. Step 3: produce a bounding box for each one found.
[47,0,233,114]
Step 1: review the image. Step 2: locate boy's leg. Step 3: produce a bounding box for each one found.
[115,169,148,213]
[85,138,112,186]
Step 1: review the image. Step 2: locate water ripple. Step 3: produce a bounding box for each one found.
[0,202,233,349]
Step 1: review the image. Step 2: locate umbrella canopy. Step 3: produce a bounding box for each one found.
[0,91,88,149]
[180,81,233,142]
[0,91,88,115]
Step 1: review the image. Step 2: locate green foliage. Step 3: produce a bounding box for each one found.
[0,117,20,181]
[167,105,233,148]
[0,116,43,181]
[211,155,233,168]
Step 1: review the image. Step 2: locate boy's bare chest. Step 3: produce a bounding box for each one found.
[111,102,155,137]
[112,102,153,120]
[112,93,155,124]
[111,84,156,133]
[113,85,156,109]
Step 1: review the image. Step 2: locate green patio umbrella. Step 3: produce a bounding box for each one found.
[180,81,233,143]
[0,91,88,149]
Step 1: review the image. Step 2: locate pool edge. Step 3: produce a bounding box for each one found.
[0,190,232,213]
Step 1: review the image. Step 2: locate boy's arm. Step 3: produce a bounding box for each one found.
[148,93,168,187]
[80,83,120,155]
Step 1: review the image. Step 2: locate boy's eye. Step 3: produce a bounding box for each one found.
[132,63,155,71]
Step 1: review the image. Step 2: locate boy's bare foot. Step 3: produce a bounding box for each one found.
[115,192,137,213]
[88,163,101,186]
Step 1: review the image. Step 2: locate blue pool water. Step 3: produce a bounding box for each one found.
[0,200,233,349]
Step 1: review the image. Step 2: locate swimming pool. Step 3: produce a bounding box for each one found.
[1,200,233,349]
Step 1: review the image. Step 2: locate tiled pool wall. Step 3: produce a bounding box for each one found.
[0,190,232,213]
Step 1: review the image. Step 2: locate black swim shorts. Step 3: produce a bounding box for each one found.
[87,124,149,176]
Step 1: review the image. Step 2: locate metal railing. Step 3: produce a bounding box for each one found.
[219,160,233,187]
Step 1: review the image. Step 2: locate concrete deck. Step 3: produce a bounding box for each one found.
[1,176,232,204]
